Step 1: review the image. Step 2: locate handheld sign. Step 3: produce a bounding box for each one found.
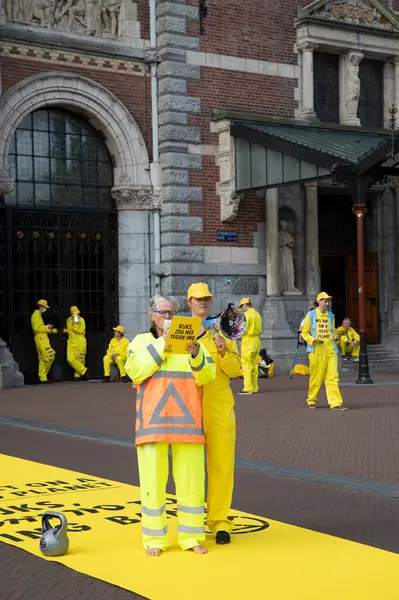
[164,316,202,354]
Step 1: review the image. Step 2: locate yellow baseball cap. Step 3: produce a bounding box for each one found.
[113,325,125,334]
[37,299,49,309]
[70,306,80,315]
[187,282,213,300]
[316,292,333,303]
[239,298,251,307]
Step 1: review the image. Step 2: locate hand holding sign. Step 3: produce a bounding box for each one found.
[164,316,202,354]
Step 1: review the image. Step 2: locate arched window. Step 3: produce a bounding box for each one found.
[6,109,113,209]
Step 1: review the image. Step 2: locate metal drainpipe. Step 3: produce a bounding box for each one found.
[150,0,161,295]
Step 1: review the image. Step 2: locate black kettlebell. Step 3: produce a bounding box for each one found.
[39,511,69,557]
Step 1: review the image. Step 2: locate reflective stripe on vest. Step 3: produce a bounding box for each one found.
[135,372,205,445]
[306,310,338,354]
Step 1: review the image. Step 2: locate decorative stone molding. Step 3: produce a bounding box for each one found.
[0,72,151,195]
[297,41,318,53]
[215,119,243,223]
[342,51,363,126]
[298,0,399,32]
[4,0,140,40]
[112,186,163,210]
[388,177,399,193]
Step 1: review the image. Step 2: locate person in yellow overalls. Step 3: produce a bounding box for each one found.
[301,292,348,411]
[31,299,58,384]
[238,298,263,395]
[188,282,242,545]
[65,306,89,381]
[103,325,130,383]
[336,318,360,362]
[125,295,216,556]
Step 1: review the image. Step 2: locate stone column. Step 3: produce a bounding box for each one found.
[298,42,318,121]
[265,188,279,296]
[387,179,399,339]
[394,57,399,127]
[304,182,320,296]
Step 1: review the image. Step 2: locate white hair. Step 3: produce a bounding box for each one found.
[148,295,180,322]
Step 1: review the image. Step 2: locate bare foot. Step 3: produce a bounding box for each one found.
[192,545,208,554]
[146,548,162,557]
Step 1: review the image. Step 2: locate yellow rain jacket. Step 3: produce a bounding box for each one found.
[124,331,216,552]
[103,336,130,377]
[31,310,57,382]
[336,325,360,358]
[197,330,241,535]
[65,316,87,378]
[241,307,263,393]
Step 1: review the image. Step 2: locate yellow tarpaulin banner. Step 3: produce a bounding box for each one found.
[164,316,202,354]
[0,454,398,599]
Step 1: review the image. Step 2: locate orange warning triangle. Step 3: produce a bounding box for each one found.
[159,394,186,418]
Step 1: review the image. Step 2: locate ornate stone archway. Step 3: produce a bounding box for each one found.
[0,72,160,209]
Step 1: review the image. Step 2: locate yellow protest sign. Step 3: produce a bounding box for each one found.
[164,316,202,354]
[1,455,399,600]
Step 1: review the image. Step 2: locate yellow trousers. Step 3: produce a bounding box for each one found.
[203,396,236,534]
[35,337,55,382]
[339,339,360,358]
[67,341,87,378]
[307,345,343,408]
[103,354,126,377]
[241,336,261,392]
[137,442,205,551]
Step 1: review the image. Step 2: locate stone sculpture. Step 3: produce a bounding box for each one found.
[344,51,363,126]
[279,220,299,293]
[5,0,125,37]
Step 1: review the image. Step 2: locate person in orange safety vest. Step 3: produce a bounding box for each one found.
[125,295,216,557]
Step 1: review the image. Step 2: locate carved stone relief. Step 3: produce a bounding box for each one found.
[313,0,394,30]
[5,0,129,37]
[111,186,163,211]
[214,119,243,223]
[342,51,363,126]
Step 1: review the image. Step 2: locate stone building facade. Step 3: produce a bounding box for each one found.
[1,0,399,381]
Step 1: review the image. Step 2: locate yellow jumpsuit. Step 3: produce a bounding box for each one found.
[31,310,57,382]
[125,332,216,550]
[198,331,242,534]
[336,326,360,359]
[103,337,129,377]
[301,309,343,409]
[241,307,262,393]
[65,316,87,379]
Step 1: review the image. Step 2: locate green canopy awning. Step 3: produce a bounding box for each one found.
[230,119,399,192]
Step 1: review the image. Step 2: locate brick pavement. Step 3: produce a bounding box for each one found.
[2,373,399,599]
[1,373,399,484]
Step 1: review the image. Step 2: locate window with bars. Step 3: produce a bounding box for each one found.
[358,59,384,129]
[313,52,340,124]
[6,109,114,209]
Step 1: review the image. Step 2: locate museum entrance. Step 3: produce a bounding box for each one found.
[319,194,378,343]
[0,108,118,381]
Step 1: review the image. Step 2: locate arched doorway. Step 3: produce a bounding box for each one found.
[0,108,118,381]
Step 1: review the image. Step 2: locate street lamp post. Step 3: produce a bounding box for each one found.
[352,203,373,384]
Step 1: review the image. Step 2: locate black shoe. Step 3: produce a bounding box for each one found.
[122,375,130,383]
[102,376,110,383]
[81,371,90,381]
[216,531,231,545]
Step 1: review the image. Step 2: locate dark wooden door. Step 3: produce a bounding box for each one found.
[348,253,378,344]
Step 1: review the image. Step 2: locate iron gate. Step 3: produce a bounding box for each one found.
[0,205,118,381]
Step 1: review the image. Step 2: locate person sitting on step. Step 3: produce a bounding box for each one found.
[103,325,130,383]
[336,318,360,362]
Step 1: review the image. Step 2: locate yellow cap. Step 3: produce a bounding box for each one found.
[70,306,80,315]
[187,282,213,300]
[37,299,49,309]
[239,298,251,307]
[113,325,125,334]
[316,292,333,303]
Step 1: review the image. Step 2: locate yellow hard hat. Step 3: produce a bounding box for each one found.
[187,282,213,300]
[113,325,125,334]
[239,298,251,307]
[37,299,49,309]
[316,291,333,303]
[70,306,80,315]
